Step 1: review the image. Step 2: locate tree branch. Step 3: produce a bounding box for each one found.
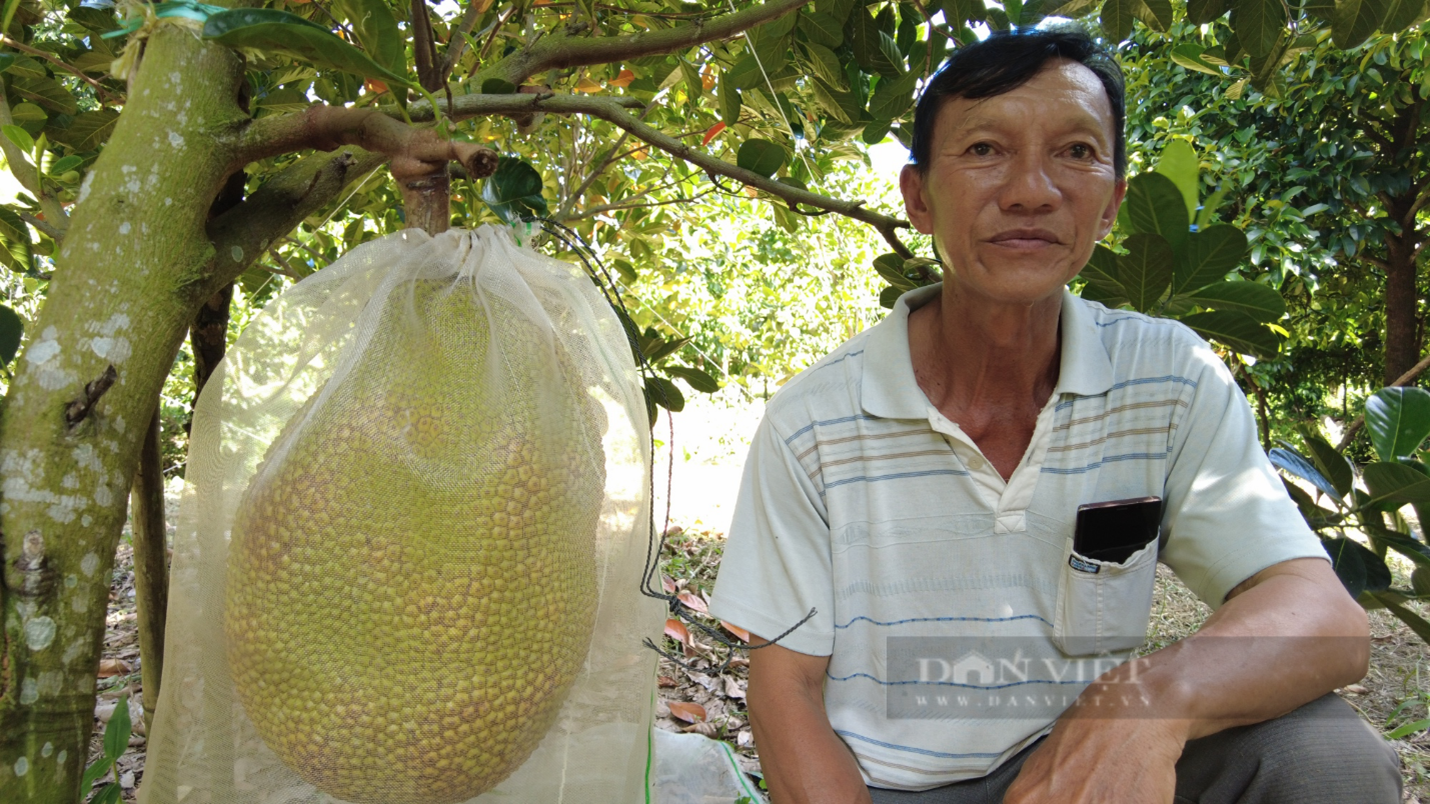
[204,147,387,294]
[1336,350,1430,450]
[440,0,489,81]
[476,0,809,86]
[416,92,914,255]
[19,210,60,241]
[412,0,443,92]
[567,188,719,219]
[0,35,121,104]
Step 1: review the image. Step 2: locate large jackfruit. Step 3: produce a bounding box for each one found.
[224,279,604,804]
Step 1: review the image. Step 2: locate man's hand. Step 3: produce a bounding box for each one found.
[1003,686,1186,804]
[1007,556,1366,803]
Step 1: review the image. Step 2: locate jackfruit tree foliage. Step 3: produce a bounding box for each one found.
[0,0,1425,800]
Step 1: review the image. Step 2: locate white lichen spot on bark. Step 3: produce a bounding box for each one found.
[25,325,77,391]
[24,616,56,651]
[13,756,28,777]
[114,415,127,435]
[169,131,185,148]
[73,444,102,473]
[19,678,38,705]
[90,335,132,364]
[56,750,66,766]
[40,743,52,759]
[81,514,92,527]
[64,574,77,588]
[61,472,78,489]
[38,671,62,696]
[118,222,131,235]
[62,636,84,664]
[70,595,88,613]
[73,675,95,694]
[230,245,243,262]
[94,483,113,507]
[80,552,99,577]
[77,170,96,204]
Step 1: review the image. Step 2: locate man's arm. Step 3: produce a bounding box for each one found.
[1004,556,1369,803]
[747,637,873,804]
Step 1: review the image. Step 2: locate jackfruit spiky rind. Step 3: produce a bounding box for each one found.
[225,278,604,804]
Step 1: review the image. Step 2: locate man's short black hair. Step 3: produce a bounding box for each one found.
[908,26,1126,177]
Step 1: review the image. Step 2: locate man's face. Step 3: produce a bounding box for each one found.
[900,59,1126,307]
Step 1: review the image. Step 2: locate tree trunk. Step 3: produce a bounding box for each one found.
[1383,196,1421,387]
[188,284,233,422]
[0,28,248,802]
[129,407,168,736]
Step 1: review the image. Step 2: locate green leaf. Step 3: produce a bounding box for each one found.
[1369,591,1430,644]
[81,763,114,799]
[718,74,742,126]
[1367,526,1430,568]
[862,117,893,145]
[1078,244,1128,303]
[873,252,915,291]
[104,696,132,760]
[1380,0,1426,32]
[800,10,844,46]
[92,784,123,804]
[800,42,846,89]
[1362,461,1430,507]
[1101,0,1135,42]
[0,303,22,366]
[1187,0,1231,24]
[1270,447,1342,499]
[726,55,764,90]
[1232,0,1289,57]
[847,10,901,77]
[736,139,787,178]
[1183,280,1285,322]
[202,8,411,87]
[1171,43,1226,75]
[1365,388,1430,462]
[646,376,685,412]
[0,205,32,273]
[1124,172,1189,252]
[1195,186,1231,230]
[10,76,77,116]
[47,109,119,152]
[1173,224,1247,295]
[809,77,856,123]
[480,156,547,224]
[9,102,43,136]
[679,58,703,103]
[1133,0,1174,29]
[1323,537,1392,597]
[69,5,118,33]
[1116,233,1175,313]
[332,0,403,73]
[940,0,988,24]
[1331,0,1387,49]
[481,78,516,94]
[868,70,919,120]
[255,86,313,114]
[1385,717,1430,740]
[1302,433,1353,498]
[665,365,721,393]
[879,285,903,309]
[1155,141,1199,222]
[1179,310,1281,357]
[1,124,33,153]
[3,55,45,80]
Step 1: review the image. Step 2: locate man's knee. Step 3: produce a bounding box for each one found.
[1177,694,1401,803]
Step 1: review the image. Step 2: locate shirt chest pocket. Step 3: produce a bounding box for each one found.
[1051,540,1158,656]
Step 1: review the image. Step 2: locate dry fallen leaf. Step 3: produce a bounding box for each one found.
[574,77,603,93]
[98,658,130,678]
[721,621,751,642]
[608,69,636,88]
[682,721,719,737]
[667,701,707,724]
[724,675,746,700]
[665,618,690,646]
[677,590,709,615]
[737,728,755,748]
[657,676,678,688]
[661,574,677,594]
[1341,684,1369,695]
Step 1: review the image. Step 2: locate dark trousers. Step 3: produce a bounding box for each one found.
[867,694,1401,804]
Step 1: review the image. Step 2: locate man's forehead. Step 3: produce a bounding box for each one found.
[936,60,1116,138]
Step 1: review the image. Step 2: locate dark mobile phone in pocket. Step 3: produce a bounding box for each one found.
[1073,497,1163,564]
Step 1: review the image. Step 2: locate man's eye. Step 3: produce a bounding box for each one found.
[969,143,994,156]
[1068,144,1094,159]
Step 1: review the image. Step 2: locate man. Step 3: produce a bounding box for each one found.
[707,27,1400,804]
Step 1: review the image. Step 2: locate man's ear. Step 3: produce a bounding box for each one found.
[900,164,936,235]
[1098,177,1127,239]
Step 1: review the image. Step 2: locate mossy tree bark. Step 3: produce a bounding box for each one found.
[129,407,167,737]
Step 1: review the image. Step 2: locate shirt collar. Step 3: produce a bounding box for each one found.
[859,285,1114,420]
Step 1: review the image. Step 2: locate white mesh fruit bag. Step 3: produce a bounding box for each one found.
[139,224,663,804]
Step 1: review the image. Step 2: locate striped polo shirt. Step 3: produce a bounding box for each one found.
[708,284,1325,791]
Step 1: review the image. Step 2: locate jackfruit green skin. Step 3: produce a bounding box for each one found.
[224,282,603,804]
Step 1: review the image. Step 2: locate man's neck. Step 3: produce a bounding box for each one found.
[907,282,1062,476]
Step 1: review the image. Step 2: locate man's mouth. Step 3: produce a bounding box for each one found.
[989,229,1061,249]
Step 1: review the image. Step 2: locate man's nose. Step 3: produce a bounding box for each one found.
[998,152,1061,213]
